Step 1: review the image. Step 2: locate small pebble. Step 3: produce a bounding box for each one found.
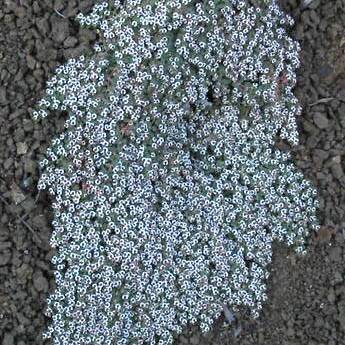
[313,112,329,129]
[32,270,49,292]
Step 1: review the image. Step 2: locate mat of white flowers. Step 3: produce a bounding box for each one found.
[33,1,320,344]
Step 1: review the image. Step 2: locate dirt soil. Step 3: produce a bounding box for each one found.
[0,1,344,345]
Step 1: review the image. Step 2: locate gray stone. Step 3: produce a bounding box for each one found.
[35,39,57,62]
[2,332,14,345]
[302,119,318,134]
[178,335,189,344]
[21,197,36,213]
[0,87,8,105]
[16,263,33,283]
[26,54,36,70]
[78,0,95,12]
[64,43,89,59]
[32,214,48,229]
[36,17,50,36]
[16,312,30,326]
[64,36,78,48]
[10,184,26,205]
[334,271,343,284]
[32,270,49,292]
[32,1,40,14]
[24,159,37,175]
[338,301,345,330]
[51,16,69,43]
[0,250,11,266]
[66,5,78,18]
[332,155,342,164]
[331,163,344,180]
[54,0,66,11]
[79,27,97,43]
[3,157,13,170]
[329,246,342,262]
[328,287,336,303]
[14,6,26,18]
[337,88,345,102]
[313,149,329,163]
[23,119,34,132]
[313,112,329,129]
[318,63,333,79]
[286,326,295,337]
[16,142,28,155]
[190,335,200,345]
[33,68,44,82]
[0,241,11,250]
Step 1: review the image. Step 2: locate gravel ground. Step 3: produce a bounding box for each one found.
[0,1,344,345]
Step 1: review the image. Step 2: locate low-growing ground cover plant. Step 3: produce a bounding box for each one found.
[33,0,320,344]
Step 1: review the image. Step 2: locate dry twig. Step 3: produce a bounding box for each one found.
[309,97,335,106]
[54,8,66,18]
[0,193,44,244]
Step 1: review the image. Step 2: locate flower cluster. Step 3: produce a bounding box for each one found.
[33,1,319,344]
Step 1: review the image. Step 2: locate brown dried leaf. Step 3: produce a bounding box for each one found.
[314,226,336,244]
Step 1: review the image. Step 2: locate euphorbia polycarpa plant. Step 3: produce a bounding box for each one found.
[33,1,319,344]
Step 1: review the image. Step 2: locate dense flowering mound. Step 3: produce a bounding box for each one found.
[33,1,319,344]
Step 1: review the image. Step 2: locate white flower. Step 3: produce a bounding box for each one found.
[33,1,319,344]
